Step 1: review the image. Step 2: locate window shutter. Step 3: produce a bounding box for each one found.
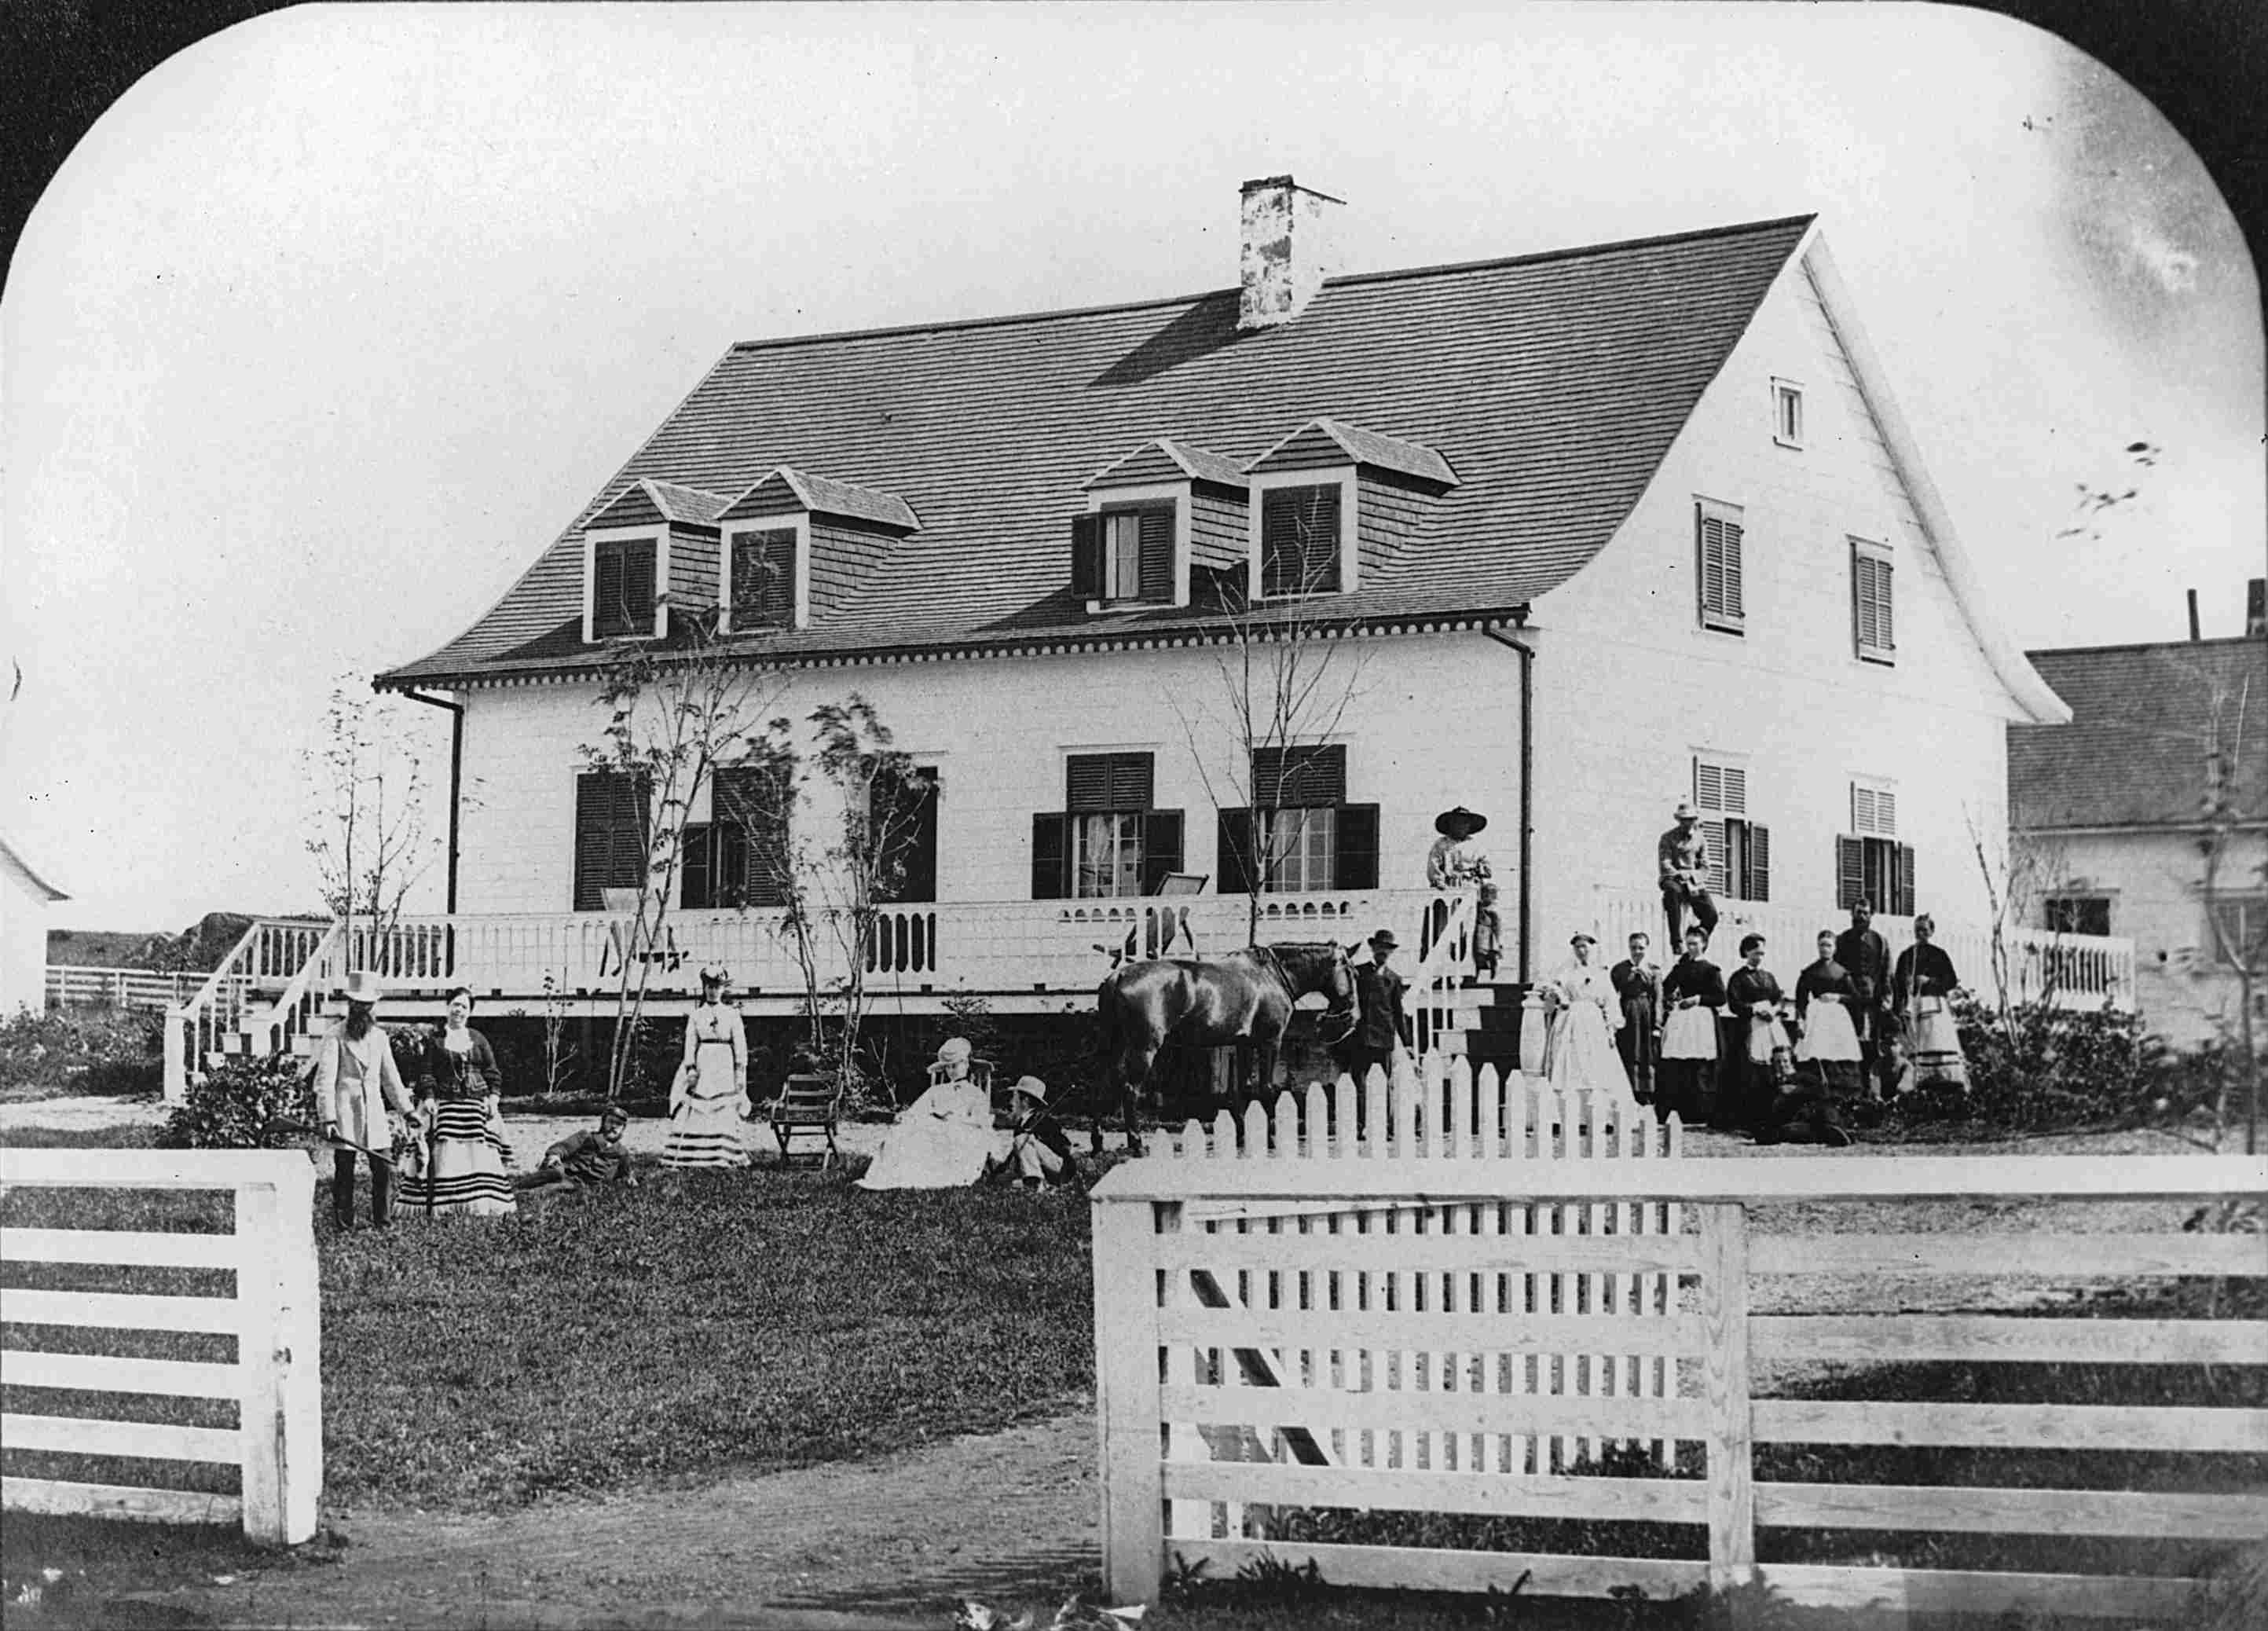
[1031,812,1068,900]
[1217,808,1255,895]
[715,764,790,907]
[1722,518,1745,618]
[1071,515,1104,599]
[1700,818,1729,896]
[1719,766,1746,816]
[622,543,656,633]
[1334,802,1380,891]
[1743,823,1771,903]
[1877,557,1893,649]
[1262,486,1341,596]
[680,823,713,909]
[1138,506,1174,601]
[1111,753,1153,811]
[573,772,648,911]
[1067,754,1112,812]
[1694,761,1721,811]
[1836,836,1865,911]
[1877,789,1896,836]
[594,547,625,637]
[1852,785,1874,834]
[1255,743,1346,807]
[1895,845,1917,918]
[733,529,798,629]
[1141,809,1184,895]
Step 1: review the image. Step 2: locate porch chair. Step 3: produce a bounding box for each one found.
[769,1072,844,1170]
[929,1054,1005,1123]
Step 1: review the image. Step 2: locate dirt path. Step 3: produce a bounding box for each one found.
[137,1409,1101,1629]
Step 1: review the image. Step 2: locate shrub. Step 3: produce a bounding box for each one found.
[159,1054,316,1149]
[0,1007,164,1097]
[1899,994,2165,1133]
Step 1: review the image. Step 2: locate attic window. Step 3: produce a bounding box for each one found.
[729,526,800,630]
[1772,379,1805,449]
[1074,505,1174,607]
[593,537,658,639]
[1260,485,1342,596]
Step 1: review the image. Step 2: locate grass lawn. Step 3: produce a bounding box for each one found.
[2,1145,1097,1512]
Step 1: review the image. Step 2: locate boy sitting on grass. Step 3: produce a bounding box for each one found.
[516,1105,638,1197]
[984,1076,1085,1193]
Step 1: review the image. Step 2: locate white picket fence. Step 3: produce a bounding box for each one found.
[0,1149,322,1545]
[1092,1099,2268,1621]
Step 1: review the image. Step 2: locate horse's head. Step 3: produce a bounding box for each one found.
[1271,940,1361,1046]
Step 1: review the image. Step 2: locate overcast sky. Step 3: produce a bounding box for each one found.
[3,2,2259,933]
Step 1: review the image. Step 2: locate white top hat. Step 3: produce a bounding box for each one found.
[339,970,383,1006]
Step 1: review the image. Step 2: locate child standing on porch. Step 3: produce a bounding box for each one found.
[1470,882,1504,983]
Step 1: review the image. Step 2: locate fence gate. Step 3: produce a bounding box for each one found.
[0,1149,322,1545]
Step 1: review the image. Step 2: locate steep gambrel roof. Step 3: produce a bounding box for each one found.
[380,214,1815,685]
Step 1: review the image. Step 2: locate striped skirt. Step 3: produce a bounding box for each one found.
[401,1099,515,1216]
[1905,996,1970,1090]
[661,1090,751,1169]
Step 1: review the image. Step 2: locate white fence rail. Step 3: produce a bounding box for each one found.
[1092,1116,2266,1619]
[0,1149,323,1546]
[45,966,209,1012]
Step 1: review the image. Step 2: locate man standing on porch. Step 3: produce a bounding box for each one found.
[1658,801,1718,949]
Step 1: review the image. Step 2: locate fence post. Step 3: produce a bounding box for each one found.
[163,1010,187,1104]
[1094,1193,1167,1606]
[234,1171,324,1546]
[1699,1201,1755,1596]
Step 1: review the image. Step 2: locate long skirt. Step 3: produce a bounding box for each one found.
[1904,996,1969,1090]
[857,1111,998,1190]
[401,1099,515,1216]
[662,1089,752,1168]
[1730,1016,1797,1129]
[1654,1006,1720,1124]
[1546,1003,1632,1099]
[1796,999,1863,1063]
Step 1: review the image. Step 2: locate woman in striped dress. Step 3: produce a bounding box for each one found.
[402,987,516,1217]
[661,965,751,1171]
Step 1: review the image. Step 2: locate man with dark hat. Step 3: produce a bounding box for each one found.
[1658,800,1719,949]
[1336,928,1414,1094]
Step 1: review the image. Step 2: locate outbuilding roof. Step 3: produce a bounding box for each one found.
[2010,637,2268,830]
[379,214,1815,685]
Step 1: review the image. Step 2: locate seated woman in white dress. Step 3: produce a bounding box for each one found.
[1542,930,1634,1100]
[856,1036,1000,1191]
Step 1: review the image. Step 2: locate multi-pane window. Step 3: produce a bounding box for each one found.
[1031,752,1182,900]
[1072,506,1174,605]
[1694,757,1769,901]
[1852,539,1895,663]
[1837,781,1915,914]
[1216,744,1379,895]
[1695,498,1745,633]
[730,527,797,630]
[1266,807,1338,893]
[2045,896,2112,937]
[593,537,658,639]
[681,762,791,910]
[1772,379,1805,448]
[1260,485,1342,597]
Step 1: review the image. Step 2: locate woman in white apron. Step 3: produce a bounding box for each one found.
[1543,931,1632,1099]
[1794,930,1866,1097]
[661,965,752,1170]
[1893,915,1970,1092]
[1656,927,1726,1125]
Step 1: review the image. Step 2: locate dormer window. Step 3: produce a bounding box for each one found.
[716,467,918,633]
[1075,439,1245,613]
[1243,418,1456,602]
[592,535,658,638]
[1075,504,1174,607]
[1260,484,1343,596]
[729,526,801,630]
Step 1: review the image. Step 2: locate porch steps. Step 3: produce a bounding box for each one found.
[1422,980,1528,1073]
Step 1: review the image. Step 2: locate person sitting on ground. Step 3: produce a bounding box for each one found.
[518,1105,638,1195]
[985,1076,1085,1193]
[856,1035,998,1190]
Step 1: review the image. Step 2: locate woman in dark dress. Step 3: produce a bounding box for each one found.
[401,986,516,1217]
[1724,933,1796,1132]
[1794,929,1866,1102]
[1892,914,1969,1092]
[1655,927,1724,1126]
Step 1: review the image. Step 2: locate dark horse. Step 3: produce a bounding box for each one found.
[1094,941,1360,1155]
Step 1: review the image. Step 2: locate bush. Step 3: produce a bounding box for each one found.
[1911,993,2165,1133]
[159,1054,315,1149]
[0,1008,164,1098]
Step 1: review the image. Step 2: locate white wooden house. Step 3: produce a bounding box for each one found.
[169,179,2131,1090]
[2,833,69,1017]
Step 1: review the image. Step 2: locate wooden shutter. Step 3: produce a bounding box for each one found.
[1836,835,1865,911]
[1141,809,1184,895]
[680,823,713,909]
[1742,823,1771,903]
[1334,802,1380,891]
[714,764,788,907]
[573,772,648,911]
[1254,743,1346,807]
[593,545,625,638]
[1071,515,1104,599]
[620,541,657,634]
[1216,808,1255,895]
[733,529,797,629]
[1068,752,1151,812]
[1895,845,1917,918]
[1031,812,1068,900]
[1262,486,1341,596]
[1852,548,1894,655]
[1697,504,1744,625]
[1138,506,1174,601]
[1700,818,1729,896]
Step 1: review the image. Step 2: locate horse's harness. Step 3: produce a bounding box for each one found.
[1248,944,1361,1046]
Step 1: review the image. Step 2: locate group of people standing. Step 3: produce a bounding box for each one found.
[313,963,760,1229]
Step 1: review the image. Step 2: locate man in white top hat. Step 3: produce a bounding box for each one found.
[310,970,415,1229]
[1657,799,1720,950]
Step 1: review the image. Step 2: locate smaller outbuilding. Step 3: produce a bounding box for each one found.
[0,832,70,1017]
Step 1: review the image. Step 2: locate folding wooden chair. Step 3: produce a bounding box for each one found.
[930,1055,1003,1123]
[769,1072,843,1170]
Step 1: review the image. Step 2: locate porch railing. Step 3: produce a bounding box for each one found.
[161,919,334,1104]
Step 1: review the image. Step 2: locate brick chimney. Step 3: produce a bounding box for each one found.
[1238,176,1345,332]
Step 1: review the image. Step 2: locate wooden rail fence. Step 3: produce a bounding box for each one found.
[0,1149,323,1545]
[46,965,210,1012]
[1091,1066,2268,1620]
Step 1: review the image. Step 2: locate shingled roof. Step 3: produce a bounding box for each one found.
[379,214,1814,687]
[2010,638,2268,830]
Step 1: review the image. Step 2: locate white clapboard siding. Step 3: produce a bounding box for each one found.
[1091,1108,2268,1618]
[0,1149,321,1548]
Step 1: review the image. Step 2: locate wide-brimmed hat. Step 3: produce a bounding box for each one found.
[1010,1076,1049,1104]
[1368,928,1399,951]
[1434,805,1488,838]
[339,970,383,1006]
[1673,800,1700,820]
[936,1036,973,1066]
[1570,929,1597,947]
